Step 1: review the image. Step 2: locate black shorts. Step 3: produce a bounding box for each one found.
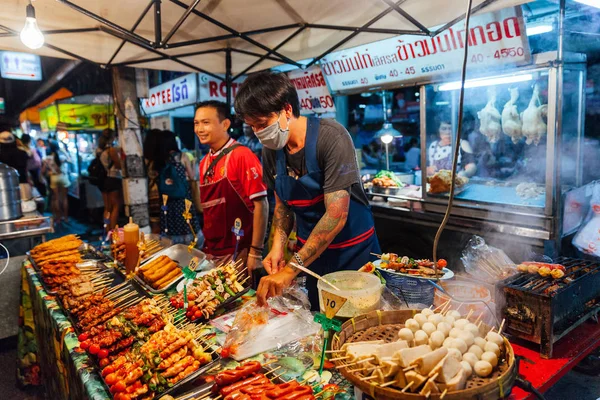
[100,177,122,193]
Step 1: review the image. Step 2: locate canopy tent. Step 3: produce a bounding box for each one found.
[0,0,530,81]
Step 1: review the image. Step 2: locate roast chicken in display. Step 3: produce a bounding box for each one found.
[521,83,548,145]
[501,87,523,143]
[477,89,502,143]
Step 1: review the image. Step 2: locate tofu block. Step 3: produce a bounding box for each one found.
[394,345,433,367]
[419,378,440,396]
[341,340,384,351]
[376,340,409,359]
[430,355,463,383]
[405,371,428,392]
[438,368,467,391]
[381,359,400,378]
[414,348,448,376]
[394,368,408,388]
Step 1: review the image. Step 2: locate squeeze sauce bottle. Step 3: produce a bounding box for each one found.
[124,217,140,275]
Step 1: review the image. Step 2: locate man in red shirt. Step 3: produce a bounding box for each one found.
[195,101,268,275]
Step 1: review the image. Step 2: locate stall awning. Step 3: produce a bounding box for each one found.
[0,0,531,78]
[19,87,73,124]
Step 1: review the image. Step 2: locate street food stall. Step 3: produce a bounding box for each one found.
[39,94,115,208]
[2,0,600,399]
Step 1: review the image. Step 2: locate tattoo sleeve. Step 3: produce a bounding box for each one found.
[272,193,294,250]
[291,189,350,273]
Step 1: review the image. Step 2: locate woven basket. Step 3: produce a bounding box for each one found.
[377,268,436,306]
[331,310,517,400]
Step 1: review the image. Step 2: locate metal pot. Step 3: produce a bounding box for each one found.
[0,163,22,221]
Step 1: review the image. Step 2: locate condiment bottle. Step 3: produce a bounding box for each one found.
[124,217,139,275]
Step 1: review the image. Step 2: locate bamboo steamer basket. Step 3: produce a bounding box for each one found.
[331,310,517,400]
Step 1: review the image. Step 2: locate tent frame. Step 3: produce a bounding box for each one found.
[3,0,501,109]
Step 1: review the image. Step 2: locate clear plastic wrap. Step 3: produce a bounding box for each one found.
[220,285,321,361]
[573,185,600,257]
[460,236,517,283]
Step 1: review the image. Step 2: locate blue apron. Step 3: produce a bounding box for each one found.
[275,117,381,309]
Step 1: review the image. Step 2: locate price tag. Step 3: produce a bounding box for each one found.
[321,290,347,319]
[188,256,200,272]
[231,218,244,237]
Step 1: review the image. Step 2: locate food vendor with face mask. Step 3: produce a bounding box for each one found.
[234,71,381,309]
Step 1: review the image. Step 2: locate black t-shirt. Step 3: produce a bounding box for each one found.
[262,118,369,206]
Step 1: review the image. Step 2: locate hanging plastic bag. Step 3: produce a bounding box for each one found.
[460,236,516,283]
[221,285,321,361]
[573,184,600,257]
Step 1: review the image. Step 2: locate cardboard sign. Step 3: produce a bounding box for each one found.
[321,290,347,319]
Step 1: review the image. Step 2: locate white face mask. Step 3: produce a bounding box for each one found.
[255,113,290,150]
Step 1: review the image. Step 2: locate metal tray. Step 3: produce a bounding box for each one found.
[141,244,207,270]
[134,273,185,295]
[369,185,403,196]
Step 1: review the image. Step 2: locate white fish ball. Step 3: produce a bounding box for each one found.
[398,328,414,342]
[437,322,451,337]
[405,318,420,333]
[458,331,475,347]
[414,330,429,345]
[447,348,463,361]
[484,341,501,357]
[428,313,444,326]
[474,337,487,350]
[422,322,437,336]
[481,351,498,368]
[461,360,473,377]
[414,313,428,326]
[465,323,481,338]
[447,310,462,319]
[421,308,434,316]
[474,360,493,377]
[451,338,468,354]
[454,319,470,330]
[429,331,446,348]
[467,345,483,359]
[442,337,454,348]
[463,352,479,368]
[486,331,505,347]
[444,315,456,327]
[449,328,461,339]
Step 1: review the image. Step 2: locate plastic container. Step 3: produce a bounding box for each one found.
[433,281,495,325]
[318,271,384,318]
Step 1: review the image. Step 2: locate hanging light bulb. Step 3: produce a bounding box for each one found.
[20,3,44,50]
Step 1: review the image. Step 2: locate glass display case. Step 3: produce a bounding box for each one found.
[58,130,100,199]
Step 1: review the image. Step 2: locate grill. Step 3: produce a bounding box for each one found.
[501,257,600,358]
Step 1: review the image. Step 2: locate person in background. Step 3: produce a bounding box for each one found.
[155,131,202,245]
[21,134,47,198]
[404,137,420,170]
[235,71,380,308]
[42,140,71,226]
[96,129,122,230]
[427,118,476,177]
[237,123,263,160]
[36,138,47,158]
[195,101,268,275]
[0,129,29,183]
[143,129,163,234]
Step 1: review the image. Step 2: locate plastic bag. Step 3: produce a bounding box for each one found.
[221,285,321,361]
[461,236,516,283]
[573,185,600,257]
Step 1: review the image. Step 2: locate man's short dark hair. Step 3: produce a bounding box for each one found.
[196,100,230,122]
[234,71,300,120]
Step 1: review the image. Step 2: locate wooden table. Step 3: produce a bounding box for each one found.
[509,319,600,399]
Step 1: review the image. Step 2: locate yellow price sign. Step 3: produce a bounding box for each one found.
[321,290,347,319]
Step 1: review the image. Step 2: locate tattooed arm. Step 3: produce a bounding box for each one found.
[294,189,349,269]
[262,193,294,274]
[256,189,349,305]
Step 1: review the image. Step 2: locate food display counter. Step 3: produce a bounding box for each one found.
[367,52,592,259]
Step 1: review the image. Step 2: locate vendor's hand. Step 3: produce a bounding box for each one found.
[256,266,297,306]
[245,254,262,286]
[262,247,285,275]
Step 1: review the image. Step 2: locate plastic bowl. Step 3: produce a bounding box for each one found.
[318,271,384,318]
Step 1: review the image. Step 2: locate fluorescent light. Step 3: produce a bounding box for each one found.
[526,24,553,36]
[574,0,600,8]
[438,74,533,91]
[435,101,450,106]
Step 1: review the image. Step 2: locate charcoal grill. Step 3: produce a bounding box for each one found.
[501,257,600,358]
